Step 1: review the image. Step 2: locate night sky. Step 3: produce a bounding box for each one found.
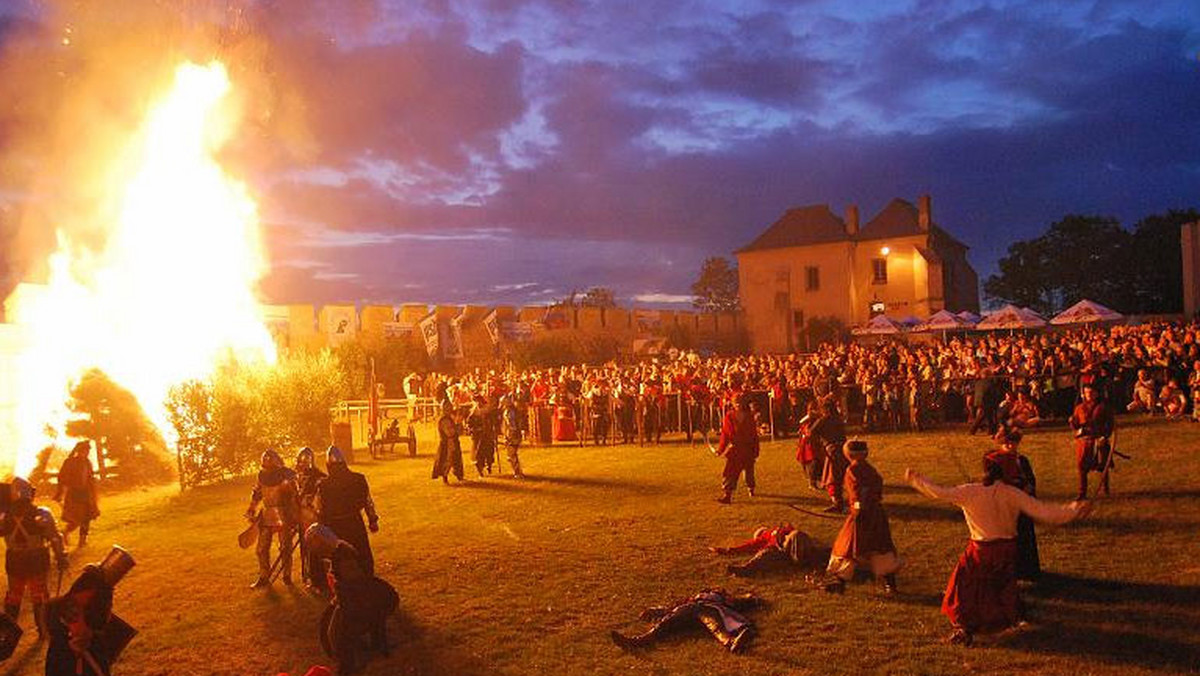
[1,0,1198,309]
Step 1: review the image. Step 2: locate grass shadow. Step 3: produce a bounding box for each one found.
[520,474,661,495]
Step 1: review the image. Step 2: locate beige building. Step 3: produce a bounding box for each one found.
[1184,221,1200,318]
[736,194,979,353]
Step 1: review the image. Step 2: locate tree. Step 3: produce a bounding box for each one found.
[579,286,616,308]
[1128,209,1198,313]
[64,369,175,487]
[984,215,1133,315]
[691,257,740,312]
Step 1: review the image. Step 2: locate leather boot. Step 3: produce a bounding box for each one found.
[698,611,747,652]
[882,574,898,595]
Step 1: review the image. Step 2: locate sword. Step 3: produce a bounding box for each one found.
[702,430,720,457]
[787,503,843,520]
[267,531,300,583]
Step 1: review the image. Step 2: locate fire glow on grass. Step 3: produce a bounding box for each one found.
[2,61,276,475]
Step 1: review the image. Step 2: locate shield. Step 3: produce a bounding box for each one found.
[238,513,260,549]
[95,614,138,663]
[0,613,22,661]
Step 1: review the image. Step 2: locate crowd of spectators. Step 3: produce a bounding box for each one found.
[397,321,1200,445]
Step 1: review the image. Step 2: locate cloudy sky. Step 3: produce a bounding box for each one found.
[1,0,1198,309]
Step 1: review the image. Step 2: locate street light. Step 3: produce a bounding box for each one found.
[880,246,890,256]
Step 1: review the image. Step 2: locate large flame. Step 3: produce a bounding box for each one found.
[2,61,276,475]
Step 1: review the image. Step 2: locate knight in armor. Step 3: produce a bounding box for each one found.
[0,478,67,638]
[467,395,498,476]
[610,589,762,653]
[305,524,398,675]
[53,441,99,549]
[44,545,137,676]
[294,447,327,591]
[317,446,379,577]
[244,449,299,589]
[501,395,526,479]
[432,401,465,483]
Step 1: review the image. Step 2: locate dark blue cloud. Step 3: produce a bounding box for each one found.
[0,0,1197,309]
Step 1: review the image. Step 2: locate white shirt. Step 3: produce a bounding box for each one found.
[908,473,1086,541]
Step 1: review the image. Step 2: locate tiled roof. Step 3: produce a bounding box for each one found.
[735,204,848,253]
[738,197,969,253]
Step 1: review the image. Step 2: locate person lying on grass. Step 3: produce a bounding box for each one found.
[709,524,828,577]
[611,589,763,654]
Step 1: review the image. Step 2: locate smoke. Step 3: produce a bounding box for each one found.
[0,0,386,305]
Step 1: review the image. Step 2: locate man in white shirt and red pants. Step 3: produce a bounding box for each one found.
[905,463,1092,645]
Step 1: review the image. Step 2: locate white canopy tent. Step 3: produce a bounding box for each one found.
[976,304,1048,330]
[1050,299,1125,325]
[852,314,906,335]
[917,309,972,332]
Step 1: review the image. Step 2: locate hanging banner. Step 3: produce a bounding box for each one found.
[483,309,500,345]
[323,306,357,347]
[419,311,440,358]
[440,315,464,360]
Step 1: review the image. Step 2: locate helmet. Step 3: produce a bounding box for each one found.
[71,440,91,456]
[261,449,283,469]
[97,545,136,586]
[295,447,314,469]
[10,477,34,503]
[304,523,340,558]
[326,445,346,466]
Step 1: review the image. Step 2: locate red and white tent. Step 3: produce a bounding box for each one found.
[976,304,1047,330]
[852,314,906,335]
[1050,299,1124,325]
[917,309,972,332]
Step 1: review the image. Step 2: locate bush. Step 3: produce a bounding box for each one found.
[166,350,349,489]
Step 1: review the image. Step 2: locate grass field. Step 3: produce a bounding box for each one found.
[6,415,1200,676]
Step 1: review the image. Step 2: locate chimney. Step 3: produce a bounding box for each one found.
[918,194,932,232]
[844,204,859,236]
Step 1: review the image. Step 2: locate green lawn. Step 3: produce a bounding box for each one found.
[7,416,1200,675]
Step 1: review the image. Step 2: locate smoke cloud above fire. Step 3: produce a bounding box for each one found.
[0,0,1197,309]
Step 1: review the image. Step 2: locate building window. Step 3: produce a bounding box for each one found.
[805,266,820,291]
[775,270,789,284]
[774,292,789,310]
[872,258,888,284]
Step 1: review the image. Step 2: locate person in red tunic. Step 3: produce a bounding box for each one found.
[715,393,759,504]
[983,428,1040,583]
[906,463,1092,645]
[821,440,903,594]
[1069,382,1115,499]
[709,524,828,577]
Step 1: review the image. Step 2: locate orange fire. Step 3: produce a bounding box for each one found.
[1,61,276,475]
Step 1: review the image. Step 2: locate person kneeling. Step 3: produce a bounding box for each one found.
[305,525,399,674]
[820,440,904,595]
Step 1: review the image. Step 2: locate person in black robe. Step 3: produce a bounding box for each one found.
[316,447,379,577]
